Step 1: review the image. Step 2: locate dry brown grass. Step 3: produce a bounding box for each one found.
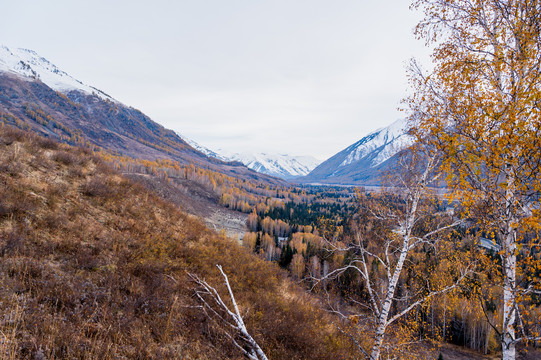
[0,125,354,359]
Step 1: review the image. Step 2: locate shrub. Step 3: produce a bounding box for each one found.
[0,126,26,145]
[80,177,114,197]
[37,136,59,150]
[52,150,77,165]
[0,230,25,256]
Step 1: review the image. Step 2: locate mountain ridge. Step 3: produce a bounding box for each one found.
[0,45,114,100]
[0,45,284,187]
[298,119,413,185]
[226,152,321,179]
[176,133,321,179]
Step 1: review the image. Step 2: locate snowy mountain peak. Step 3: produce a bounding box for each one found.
[299,119,415,185]
[0,45,114,101]
[175,133,320,179]
[227,152,321,179]
[340,119,413,168]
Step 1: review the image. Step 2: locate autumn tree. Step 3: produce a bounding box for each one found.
[316,148,470,359]
[409,0,541,358]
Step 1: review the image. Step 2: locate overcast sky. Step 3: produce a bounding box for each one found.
[1,0,430,159]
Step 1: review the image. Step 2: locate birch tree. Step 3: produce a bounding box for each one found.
[316,148,470,359]
[408,1,541,358]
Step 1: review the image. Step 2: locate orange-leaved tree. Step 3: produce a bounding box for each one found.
[408,1,541,358]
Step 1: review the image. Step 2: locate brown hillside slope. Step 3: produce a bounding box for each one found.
[0,73,285,186]
[0,125,353,359]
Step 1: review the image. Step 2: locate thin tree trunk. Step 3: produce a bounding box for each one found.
[502,228,517,360]
[443,296,446,342]
[368,165,433,360]
[369,209,418,359]
[502,166,517,360]
[369,244,409,360]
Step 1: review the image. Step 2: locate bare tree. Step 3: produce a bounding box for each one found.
[314,147,472,360]
[189,265,268,360]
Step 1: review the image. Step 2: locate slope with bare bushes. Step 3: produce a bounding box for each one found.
[0,124,353,359]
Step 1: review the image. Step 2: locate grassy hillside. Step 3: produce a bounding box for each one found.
[0,125,352,359]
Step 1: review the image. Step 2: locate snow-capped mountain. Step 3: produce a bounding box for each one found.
[0,46,285,188]
[175,133,321,179]
[0,45,114,100]
[299,119,414,185]
[226,152,321,179]
[339,119,413,168]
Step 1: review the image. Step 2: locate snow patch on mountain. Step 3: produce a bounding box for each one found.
[176,132,227,161]
[0,45,114,101]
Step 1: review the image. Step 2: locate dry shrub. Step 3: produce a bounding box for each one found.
[40,212,67,229]
[0,144,24,177]
[0,200,12,219]
[53,237,81,256]
[74,248,100,271]
[0,230,25,256]
[52,151,77,166]
[72,145,92,157]
[0,160,22,177]
[0,126,26,145]
[67,166,84,178]
[45,182,69,199]
[93,158,116,175]
[37,136,59,150]
[80,177,114,197]
[0,187,37,220]
[28,150,54,171]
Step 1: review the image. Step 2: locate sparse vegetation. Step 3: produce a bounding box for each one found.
[0,125,354,359]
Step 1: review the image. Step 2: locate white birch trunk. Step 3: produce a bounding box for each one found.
[369,238,409,360]
[502,227,517,360]
[369,190,420,360]
[502,167,517,360]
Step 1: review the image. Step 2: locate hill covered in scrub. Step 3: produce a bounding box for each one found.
[0,125,353,359]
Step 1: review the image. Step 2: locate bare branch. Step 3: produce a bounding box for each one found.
[334,322,370,359]
[189,266,268,360]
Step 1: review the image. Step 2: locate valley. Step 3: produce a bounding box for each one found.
[2,4,541,357]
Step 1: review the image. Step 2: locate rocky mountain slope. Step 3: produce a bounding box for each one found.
[298,119,413,185]
[0,45,283,186]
